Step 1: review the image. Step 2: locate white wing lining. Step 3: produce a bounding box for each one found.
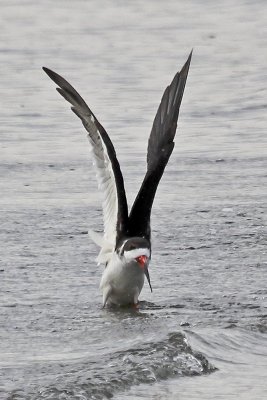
[85,115,118,264]
[42,66,126,264]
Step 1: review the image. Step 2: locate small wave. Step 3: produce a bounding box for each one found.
[10,332,215,400]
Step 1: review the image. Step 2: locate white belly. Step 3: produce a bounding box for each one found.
[100,255,145,306]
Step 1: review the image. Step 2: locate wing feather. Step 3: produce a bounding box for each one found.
[128,51,192,239]
[43,67,128,260]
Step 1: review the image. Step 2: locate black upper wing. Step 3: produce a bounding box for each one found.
[43,67,129,246]
[128,51,192,239]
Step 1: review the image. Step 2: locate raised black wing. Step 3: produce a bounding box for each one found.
[43,67,129,253]
[128,51,192,239]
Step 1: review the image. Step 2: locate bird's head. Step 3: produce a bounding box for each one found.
[118,237,152,292]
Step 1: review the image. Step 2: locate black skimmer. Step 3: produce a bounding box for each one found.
[43,51,192,307]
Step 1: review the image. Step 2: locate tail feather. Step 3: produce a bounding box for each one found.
[88,230,113,265]
[88,230,104,247]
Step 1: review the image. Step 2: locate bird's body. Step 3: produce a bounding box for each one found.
[43,52,192,306]
[100,237,151,306]
[100,255,145,306]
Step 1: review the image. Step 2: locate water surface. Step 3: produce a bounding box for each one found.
[1,1,267,399]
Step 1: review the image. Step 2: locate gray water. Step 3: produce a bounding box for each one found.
[1,1,267,399]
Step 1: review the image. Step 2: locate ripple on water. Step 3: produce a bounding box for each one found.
[7,332,215,400]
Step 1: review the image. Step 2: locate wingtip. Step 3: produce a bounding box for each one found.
[43,67,67,86]
[185,49,193,66]
[179,49,193,78]
[42,66,55,80]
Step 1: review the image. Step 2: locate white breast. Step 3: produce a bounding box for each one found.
[100,253,146,306]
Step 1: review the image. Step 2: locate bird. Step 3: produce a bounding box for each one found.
[43,51,192,307]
